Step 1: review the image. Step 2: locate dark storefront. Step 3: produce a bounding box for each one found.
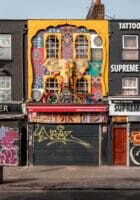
[32,124,99,165]
[27,104,108,166]
[0,21,27,166]
[109,20,140,166]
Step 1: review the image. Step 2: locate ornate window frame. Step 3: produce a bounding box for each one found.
[74,75,91,95]
[73,33,91,60]
[43,75,62,95]
[44,33,61,59]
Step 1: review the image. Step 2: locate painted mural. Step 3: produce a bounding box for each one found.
[28,20,108,103]
[130,124,140,166]
[0,126,19,166]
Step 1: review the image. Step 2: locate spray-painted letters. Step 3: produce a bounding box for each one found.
[34,125,92,149]
[0,126,19,166]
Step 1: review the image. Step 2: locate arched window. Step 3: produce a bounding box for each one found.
[75,35,89,59]
[46,35,59,58]
[45,78,59,93]
[76,78,88,94]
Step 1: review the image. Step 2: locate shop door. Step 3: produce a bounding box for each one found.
[113,127,127,165]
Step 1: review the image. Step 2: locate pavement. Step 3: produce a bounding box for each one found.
[0,165,140,191]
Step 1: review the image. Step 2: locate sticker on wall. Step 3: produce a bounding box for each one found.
[0,126,19,166]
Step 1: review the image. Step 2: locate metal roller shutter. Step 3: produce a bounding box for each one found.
[33,124,99,165]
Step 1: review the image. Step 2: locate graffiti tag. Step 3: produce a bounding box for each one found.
[130,145,140,166]
[34,125,92,149]
[0,126,19,166]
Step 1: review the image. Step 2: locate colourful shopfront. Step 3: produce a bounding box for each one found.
[27,20,109,165]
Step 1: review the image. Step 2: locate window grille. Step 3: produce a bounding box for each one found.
[45,78,59,93]
[46,35,59,58]
[122,35,138,60]
[0,76,11,102]
[0,34,11,60]
[122,77,138,95]
[76,78,88,94]
[75,35,88,59]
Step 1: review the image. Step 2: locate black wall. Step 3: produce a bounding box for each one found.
[0,20,27,102]
[109,20,140,96]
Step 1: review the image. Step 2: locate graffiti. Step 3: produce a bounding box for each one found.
[130,145,140,166]
[0,126,19,166]
[34,125,92,149]
[130,132,140,145]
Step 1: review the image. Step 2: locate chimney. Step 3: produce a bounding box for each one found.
[95,0,101,5]
[86,0,105,20]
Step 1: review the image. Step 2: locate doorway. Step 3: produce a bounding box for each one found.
[113,127,127,165]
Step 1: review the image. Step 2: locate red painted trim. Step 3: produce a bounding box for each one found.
[27,105,108,113]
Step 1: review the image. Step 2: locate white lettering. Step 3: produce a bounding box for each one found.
[110,64,139,73]
[3,105,8,112]
[119,22,140,30]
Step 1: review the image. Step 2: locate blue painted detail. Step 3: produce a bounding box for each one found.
[33,75,43,89]
[87,61,102,77]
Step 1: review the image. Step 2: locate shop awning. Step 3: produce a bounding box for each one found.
[27,104,108,113]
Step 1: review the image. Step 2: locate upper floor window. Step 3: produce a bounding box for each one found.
[122,35,138,60]
[122,77,138,95]
[76,78,88,94]
[0,76,11,102]
[46,35,59,58]
[0,34,11,60]
[45,78,59,94]
[75,35,89,59]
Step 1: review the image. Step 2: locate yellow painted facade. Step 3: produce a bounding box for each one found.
[28,19,109,99]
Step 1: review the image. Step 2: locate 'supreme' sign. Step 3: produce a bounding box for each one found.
[109,100,140,116]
